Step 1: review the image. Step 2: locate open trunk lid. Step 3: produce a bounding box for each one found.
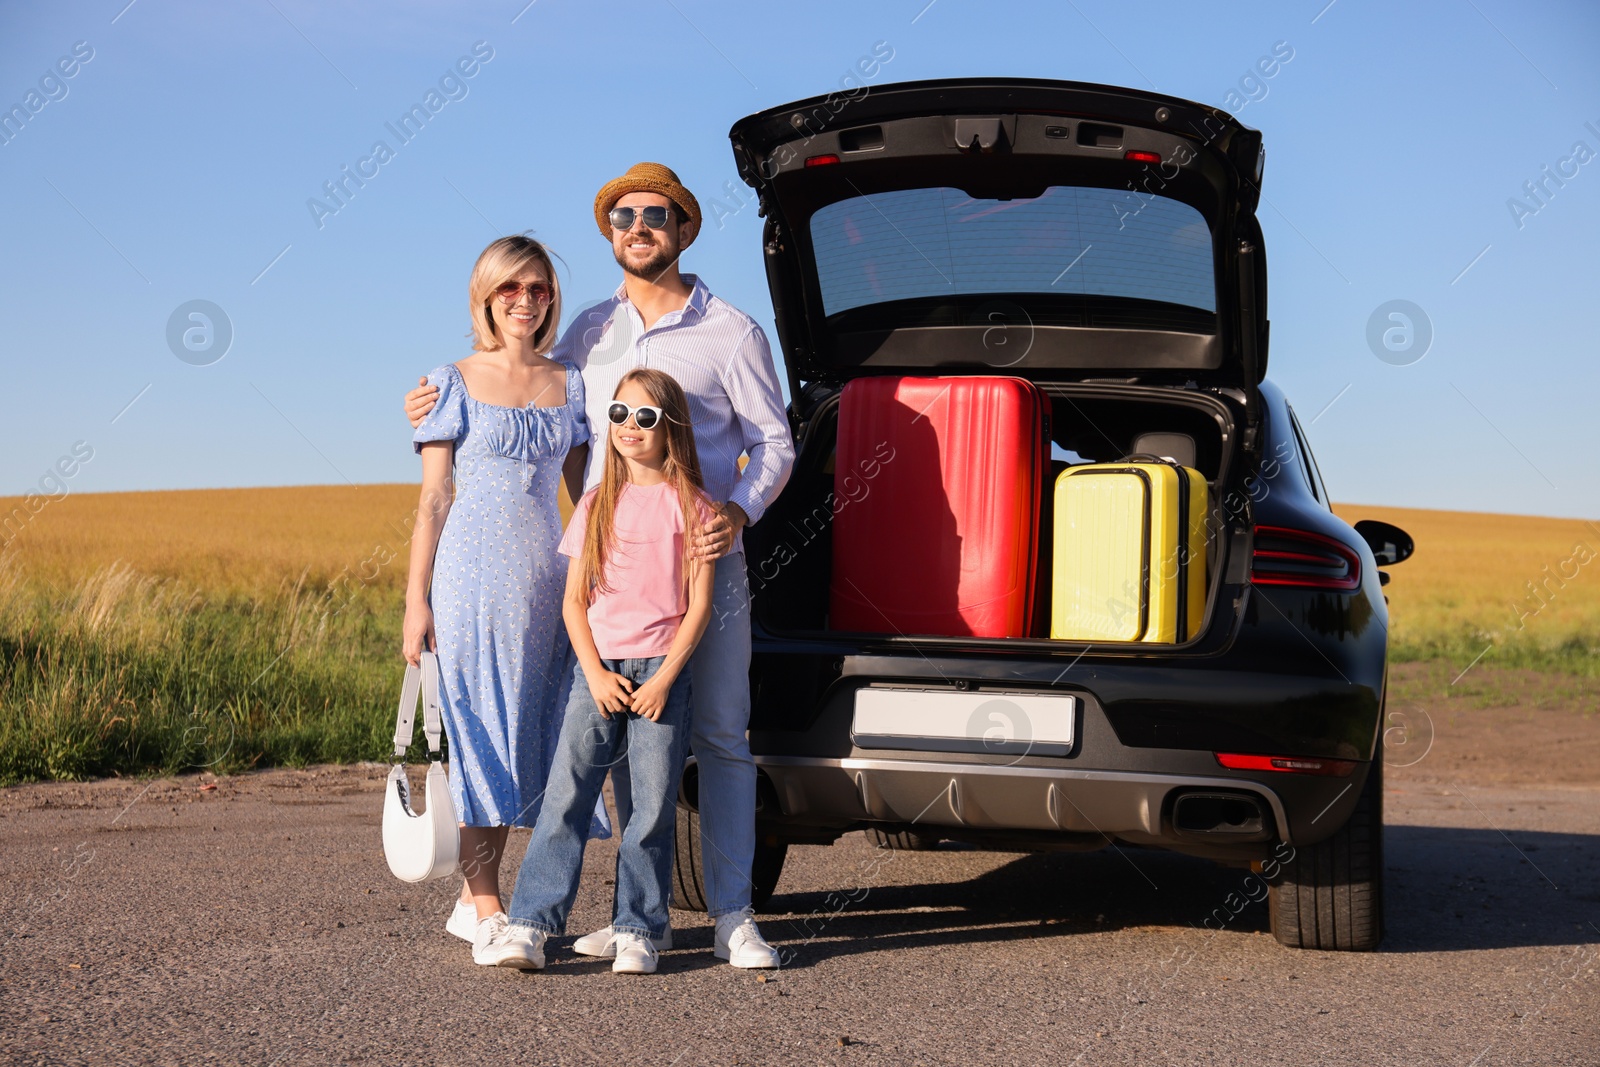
[728,78,1270,446]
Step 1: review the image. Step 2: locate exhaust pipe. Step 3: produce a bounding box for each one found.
[1171,790,1270,840]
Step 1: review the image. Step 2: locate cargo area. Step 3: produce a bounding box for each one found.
[743,379,1243,647]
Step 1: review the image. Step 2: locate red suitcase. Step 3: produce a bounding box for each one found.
[830,375,1050,638]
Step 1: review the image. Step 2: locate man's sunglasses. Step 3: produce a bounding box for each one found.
[608,205,674,232]
[493,281,553,305]
[607,402,665,430]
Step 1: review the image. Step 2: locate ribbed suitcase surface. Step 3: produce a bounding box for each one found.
[830,376,1048,638]
[1051,461,1208,642]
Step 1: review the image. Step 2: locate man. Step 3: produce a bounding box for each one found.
[406,162,794,968]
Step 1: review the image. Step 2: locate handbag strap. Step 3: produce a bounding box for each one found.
[392,651,444,760]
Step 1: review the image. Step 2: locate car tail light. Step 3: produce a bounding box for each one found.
[1124,150,1161,164]
[1251,525,1361,591]
[805,154,841,167]
[1215,753,1357,776]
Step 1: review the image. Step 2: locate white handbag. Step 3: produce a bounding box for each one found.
[381,651,460,883]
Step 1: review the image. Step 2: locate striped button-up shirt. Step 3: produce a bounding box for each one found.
[553,274,795,554]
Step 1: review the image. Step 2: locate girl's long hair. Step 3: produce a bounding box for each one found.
[579,368,708,602]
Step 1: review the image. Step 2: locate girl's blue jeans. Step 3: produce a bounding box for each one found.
[507,655,691,942]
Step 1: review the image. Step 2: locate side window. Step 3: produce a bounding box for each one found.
[1285,405,1331,507]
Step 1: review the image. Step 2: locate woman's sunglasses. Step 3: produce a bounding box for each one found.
[608,205,673,232]
[493,281,553,306]
[607,402,664,430]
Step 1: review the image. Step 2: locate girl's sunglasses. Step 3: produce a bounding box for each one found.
[608,205,673,232]
[607,402,664,430]
[493,281,553,305]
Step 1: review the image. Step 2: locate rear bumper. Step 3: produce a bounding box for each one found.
[751,754,1293,846]
[737,636,1383,856]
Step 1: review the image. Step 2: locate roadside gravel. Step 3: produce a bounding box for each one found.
[2,747,1596,1065]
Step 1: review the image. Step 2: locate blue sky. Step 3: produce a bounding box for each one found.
[2,0,1597,519]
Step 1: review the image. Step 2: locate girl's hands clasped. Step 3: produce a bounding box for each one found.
[587,670,635,718]
[627,667,679,722]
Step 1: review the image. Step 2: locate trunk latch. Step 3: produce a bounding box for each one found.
[950,116,1014,153]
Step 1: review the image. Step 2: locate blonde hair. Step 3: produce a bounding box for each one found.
[467,235,563,354]
[580,368,708,601]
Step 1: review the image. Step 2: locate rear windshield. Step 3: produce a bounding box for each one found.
[809,186,1215,316]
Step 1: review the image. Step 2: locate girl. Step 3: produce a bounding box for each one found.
[481,368,716,974]
[404,235,590,965]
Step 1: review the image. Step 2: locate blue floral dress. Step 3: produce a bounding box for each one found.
[413,360,589,828]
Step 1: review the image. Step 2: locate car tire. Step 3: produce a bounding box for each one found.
[866,828,942,851]
[670,806,787,913]
[750,834,788,910]
[1268,759,1384,951]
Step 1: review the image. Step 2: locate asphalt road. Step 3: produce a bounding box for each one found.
[3,765,1597,1067]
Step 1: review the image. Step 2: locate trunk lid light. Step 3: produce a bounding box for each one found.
[1250,525,1361,591]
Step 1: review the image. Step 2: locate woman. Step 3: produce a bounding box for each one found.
[402,234,589,965]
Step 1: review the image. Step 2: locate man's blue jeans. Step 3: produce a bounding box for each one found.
[613,553,755,919]
[507,655,691,941]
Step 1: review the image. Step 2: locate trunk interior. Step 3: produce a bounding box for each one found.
[745,380,1243,648]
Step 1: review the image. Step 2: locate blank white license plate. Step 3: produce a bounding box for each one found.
[851,688,1076,753]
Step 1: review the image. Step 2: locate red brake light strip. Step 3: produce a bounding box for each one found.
[1215,753,1357,777]
[1251,525,1361,591]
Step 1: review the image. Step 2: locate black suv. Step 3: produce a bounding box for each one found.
[673,79,1413,952]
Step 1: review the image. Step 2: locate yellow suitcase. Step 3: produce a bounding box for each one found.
[1050,461,1208,643]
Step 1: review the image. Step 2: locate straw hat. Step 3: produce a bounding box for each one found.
[593,162,702,246]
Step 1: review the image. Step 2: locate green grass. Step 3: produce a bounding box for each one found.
[1391,629,1600,678]
[1385,653,1599,724]
[0,563,412,785]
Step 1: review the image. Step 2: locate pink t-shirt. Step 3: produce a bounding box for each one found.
[557,481,714,659]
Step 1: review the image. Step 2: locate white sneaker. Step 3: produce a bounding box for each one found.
[714,907,780,969]
[472,913,546,970]
[612,932,659,975]
[572,924,674,957]
[446,898,477,943]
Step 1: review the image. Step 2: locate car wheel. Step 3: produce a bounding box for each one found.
[671,805,708,913]
[670,806,788,912]
[1268,759,1384,951]
[750,833,788,910]
[866,828,942,851]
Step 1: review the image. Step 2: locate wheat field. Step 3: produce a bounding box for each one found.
[5,487,1593,643]
[1329,503,1600,653]
[0,485,1594,783]
[0,483,581,599]
[0,483,581,783]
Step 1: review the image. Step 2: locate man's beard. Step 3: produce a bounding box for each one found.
[615,239,676,281]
